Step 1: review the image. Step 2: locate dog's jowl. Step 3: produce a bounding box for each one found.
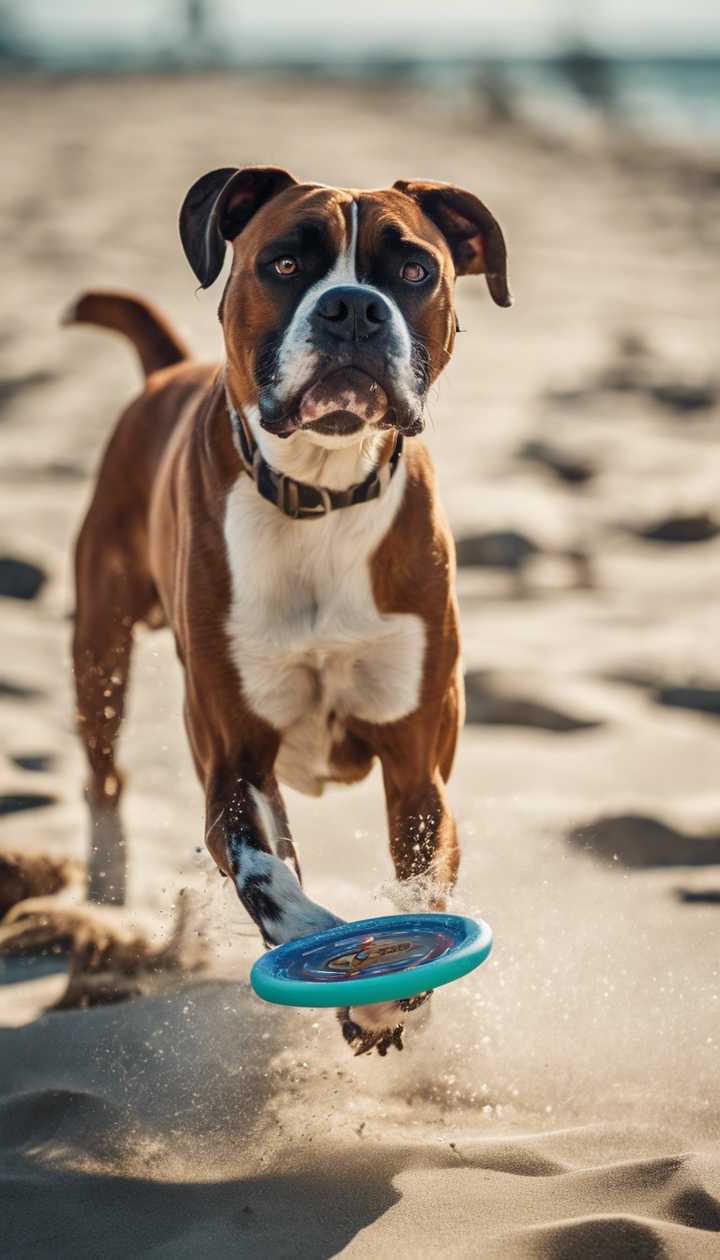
[68,168,510,1054]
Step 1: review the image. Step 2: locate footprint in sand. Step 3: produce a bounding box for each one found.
[654,686,720,718]
[0,678,43,701]
[567,813,720,868]
[0,369,56,414]
[650,380,718,416]
[603,668,720,720]
[543,330,719,421]
[0,556,47,601]
[516,439,596,487]
[465,672,601,733]
[8,753,55,773]
[456,530,541,573]
[455,531,593,593]
[0,793,57,818]
[632,512,720,544]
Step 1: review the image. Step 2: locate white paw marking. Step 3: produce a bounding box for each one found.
[233,845,340,944]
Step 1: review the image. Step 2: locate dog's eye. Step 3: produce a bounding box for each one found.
[401,261,429,284]
[273,255,299,277]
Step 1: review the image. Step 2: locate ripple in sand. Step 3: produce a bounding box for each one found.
[523,1214,695,1260]
[447,1138,567,1177]
[670,1184,720,1232]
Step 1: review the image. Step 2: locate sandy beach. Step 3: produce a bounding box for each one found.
[1,73,720,1257]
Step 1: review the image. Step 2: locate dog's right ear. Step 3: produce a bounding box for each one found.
[179,166,297,288]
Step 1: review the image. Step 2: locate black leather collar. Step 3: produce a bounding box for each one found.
[228,405,404,521]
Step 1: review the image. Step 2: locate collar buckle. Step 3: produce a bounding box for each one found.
[279,473,300,519]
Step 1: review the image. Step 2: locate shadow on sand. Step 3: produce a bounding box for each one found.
[3,1148,403,1260]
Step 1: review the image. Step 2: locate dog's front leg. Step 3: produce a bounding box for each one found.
[383,766,460,903]
[339,716,461,1056]
[204,766,341,948]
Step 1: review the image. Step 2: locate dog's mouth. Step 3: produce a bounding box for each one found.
[298,367,389,437]
[257,364,421,439]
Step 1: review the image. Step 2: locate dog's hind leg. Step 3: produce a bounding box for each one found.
[0,531,163,998]
[73,516,157,905]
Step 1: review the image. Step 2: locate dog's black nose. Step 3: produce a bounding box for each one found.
[313,285,391,343]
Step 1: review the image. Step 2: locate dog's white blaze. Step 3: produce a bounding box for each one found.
[270,199,418,421]
[233,842,340,943]
[224,460,426,797]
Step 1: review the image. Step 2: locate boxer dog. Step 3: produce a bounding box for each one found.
[66,168,510,1054]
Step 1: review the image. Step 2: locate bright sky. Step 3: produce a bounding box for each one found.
[15,0,720,55]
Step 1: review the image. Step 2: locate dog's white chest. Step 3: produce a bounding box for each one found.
[223,465,425,794]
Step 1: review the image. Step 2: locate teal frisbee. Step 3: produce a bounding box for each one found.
[250,912,492,1008]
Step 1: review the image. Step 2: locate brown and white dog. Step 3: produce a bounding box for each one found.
[67,168,510,1054]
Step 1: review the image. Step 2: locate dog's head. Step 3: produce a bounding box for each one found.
[180,167,510,448]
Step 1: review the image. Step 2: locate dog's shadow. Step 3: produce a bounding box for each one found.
[4,1142,403,1260]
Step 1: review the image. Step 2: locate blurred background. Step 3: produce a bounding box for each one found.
[2,0,720,143]
[1,0,720,1110]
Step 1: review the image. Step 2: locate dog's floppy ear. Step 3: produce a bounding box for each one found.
[179,166,297,288]
[392,179,511,307]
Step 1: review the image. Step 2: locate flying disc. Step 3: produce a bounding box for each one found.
[250,912,492,1008]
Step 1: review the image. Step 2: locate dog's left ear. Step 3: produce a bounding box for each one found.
[180,165,298,288]
[393,179,512,307]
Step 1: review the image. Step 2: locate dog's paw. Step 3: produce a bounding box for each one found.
[338,1008,405,1057]
[336,991,432,1057]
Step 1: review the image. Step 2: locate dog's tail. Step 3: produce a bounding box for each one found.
[62,289,190,379]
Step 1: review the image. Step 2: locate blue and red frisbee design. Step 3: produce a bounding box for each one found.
[250,913,493,1008]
